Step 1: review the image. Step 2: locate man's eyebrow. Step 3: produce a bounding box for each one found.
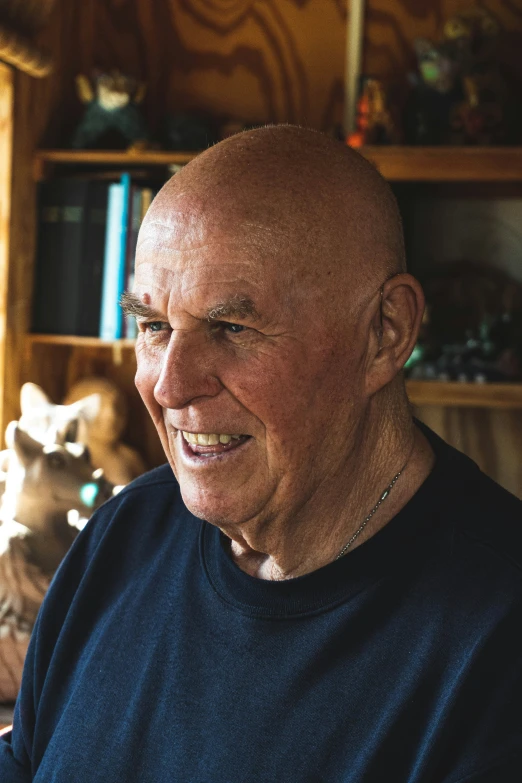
[206,296,259,322]
[120,292,166,320]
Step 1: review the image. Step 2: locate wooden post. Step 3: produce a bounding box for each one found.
[344,0,365,136]
[0,62,14,438]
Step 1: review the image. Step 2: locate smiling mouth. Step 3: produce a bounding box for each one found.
[180,431,250,458]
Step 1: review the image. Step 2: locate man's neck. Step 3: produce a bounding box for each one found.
[228,408,435,581]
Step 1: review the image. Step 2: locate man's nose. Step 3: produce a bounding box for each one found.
[153,331,223,410]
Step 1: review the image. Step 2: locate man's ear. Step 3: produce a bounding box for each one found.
[365,273,425,397]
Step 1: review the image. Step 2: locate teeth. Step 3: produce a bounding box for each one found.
[182,432,242,446]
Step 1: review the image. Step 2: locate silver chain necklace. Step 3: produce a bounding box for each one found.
[336,462,408,559]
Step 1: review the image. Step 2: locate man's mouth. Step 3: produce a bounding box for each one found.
[180,431,250,458]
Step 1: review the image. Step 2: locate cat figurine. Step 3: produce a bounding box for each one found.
[0,423,113,702]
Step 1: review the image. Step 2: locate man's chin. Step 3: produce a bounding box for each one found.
[181,491,238,527]
[178,484,262,530]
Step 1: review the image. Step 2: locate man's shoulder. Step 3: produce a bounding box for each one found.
[116,462,178,495]
[78,463,184,553]
[456,464,522,576]
[427,425,522,578]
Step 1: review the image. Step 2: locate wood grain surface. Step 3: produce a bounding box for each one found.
[34,0,348,142]
[415,405,522,499]
[0,64,13,442]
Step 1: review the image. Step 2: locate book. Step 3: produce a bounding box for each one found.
[140,187,154,222]
[122,185,142,339]
[99,173,131,340]
[32,178,90,334]
[77,181,109,336]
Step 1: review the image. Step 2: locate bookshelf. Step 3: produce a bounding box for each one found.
[27,146,522,416]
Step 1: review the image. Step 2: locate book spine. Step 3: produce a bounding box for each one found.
[114,173,131,339]
[140,187,153,223]
[122,186,143,339]
[32,180,65,334]
[59,180,90,334]
[32,179,89,335]
[77,181,109,336]
[99,183,125,340]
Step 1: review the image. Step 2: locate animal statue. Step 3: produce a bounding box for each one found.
[0,383,101,500]
[444,9,506,145]
[19,382,101,446]
[0,423,114,702]
[405,262,522,382]
[404,36,462,145]
[406,8,510,145]
[346,77,396,148]
[64,377,146,486]
[0,380,146,488]
[71,69,149,150]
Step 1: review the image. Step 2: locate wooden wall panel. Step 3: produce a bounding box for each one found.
[33,0,348,143]
[415,406,522,499]
[0,64,14,438]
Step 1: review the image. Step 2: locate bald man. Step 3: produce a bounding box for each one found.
[2,127,521,782]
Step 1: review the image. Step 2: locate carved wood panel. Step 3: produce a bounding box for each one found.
[415,405,522,499]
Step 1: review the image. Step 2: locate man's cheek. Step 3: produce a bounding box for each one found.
[134,357,160,409]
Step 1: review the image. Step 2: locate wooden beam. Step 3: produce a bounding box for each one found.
[407,381,522,410]
[344,0,365,135]
[0,63,14,438]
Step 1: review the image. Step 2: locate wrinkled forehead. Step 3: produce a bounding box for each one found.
[134,197,303,303]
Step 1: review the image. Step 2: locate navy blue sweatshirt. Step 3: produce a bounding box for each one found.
[1,426,521,782]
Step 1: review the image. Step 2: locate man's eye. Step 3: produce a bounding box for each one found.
[223,323,245,334]
[143,321,168,333]
[210,321,246,336]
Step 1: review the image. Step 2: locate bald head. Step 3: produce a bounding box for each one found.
[144,126,406,300]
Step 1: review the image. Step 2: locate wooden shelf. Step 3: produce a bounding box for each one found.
[34,147,522,182]
[27,334,136,349]
[33,149,197,179]
[361,146,522,182]
[406,380,522,409]
[34,149,197,166]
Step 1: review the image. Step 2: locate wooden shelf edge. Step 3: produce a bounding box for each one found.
[33,146,522,182]
[34,149,198,165]
[361,146,522,181]
[26,334,136,348]
[406,380,522,409]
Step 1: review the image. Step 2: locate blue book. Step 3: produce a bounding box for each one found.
[99,173,131,340]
